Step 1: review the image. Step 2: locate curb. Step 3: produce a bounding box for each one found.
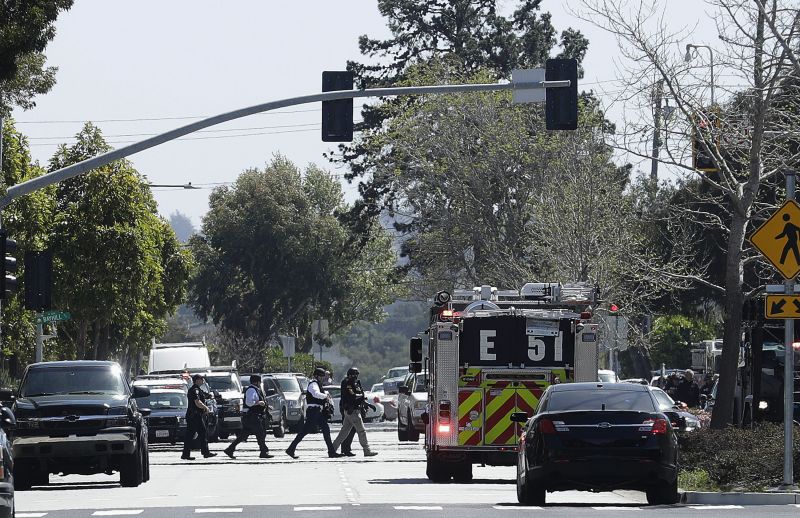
[681,491,800,505]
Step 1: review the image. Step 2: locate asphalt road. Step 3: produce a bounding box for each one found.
[14,424,800,517]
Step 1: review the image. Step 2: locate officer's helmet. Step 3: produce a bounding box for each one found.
[313,367,327,378]
[347,367,360,378]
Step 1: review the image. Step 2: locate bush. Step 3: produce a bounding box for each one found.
[680,423,800,491]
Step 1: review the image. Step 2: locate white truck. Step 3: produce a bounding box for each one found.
[417,282,600,482]
[148,341,210,374]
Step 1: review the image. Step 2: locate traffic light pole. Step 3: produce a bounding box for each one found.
[35,319,43,363]
[782,170,796,490]
[0,77,570,209]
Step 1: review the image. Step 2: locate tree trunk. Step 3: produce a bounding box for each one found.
[710,211,747,429]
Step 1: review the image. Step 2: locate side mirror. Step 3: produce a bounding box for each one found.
[132,386,150,398]
[399,386,410,395]
[410,337,423,362]
[265,389,277,397]
[140,408,151,418]
[409,362,422,374]
[0,407,15,431]
[510,412,529,423]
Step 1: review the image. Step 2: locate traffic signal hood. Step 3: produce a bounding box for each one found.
[321,71,354,142]
[0,230,17,299]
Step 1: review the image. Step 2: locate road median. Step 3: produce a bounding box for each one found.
[681,490,800,505]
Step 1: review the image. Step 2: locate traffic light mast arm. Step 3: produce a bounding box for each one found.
[0,78,570,209]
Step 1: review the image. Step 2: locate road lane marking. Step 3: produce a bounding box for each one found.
[689,505,745,509]
[17,514,48,518]
[92,512,144,516]
[194,509,243,513]
[393,507,444,510]
[293,507,342,512]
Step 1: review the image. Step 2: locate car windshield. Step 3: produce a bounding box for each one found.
[388,368,408,378]
[206,374,240,392]
[327,387,341,398]
[21,365,128,397]
[371,384,383,392]
[136,392,188,409]
[296,377,308,391]
[598,371,616,383]
[548,389,656,412]
[275,377,300,393]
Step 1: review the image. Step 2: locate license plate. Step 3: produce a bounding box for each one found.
[155,429,170,438]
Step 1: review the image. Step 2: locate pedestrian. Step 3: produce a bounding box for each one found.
[224,375,273,459]
[676,369,700,407]
[285,367,341,459]
[338,374,356,457]
[332,367,377,457]
[181,374,217,460]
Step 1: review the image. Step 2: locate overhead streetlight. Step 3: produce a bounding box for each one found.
[147,182,200,189]
[685,43,715,106]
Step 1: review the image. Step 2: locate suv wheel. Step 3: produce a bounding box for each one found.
[120,446,144,487]
[517,468,546,505]
[274,411,286,438]
[397,414,408,442]
[407,412,420,442]
[13,462,33,491]
[646,478,678,505]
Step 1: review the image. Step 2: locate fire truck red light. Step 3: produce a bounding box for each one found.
[438,424,451,434]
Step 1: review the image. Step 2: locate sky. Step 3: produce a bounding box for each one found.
[11,0,719,228]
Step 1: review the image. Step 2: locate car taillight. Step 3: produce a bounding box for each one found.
[642,418,669,435]
[439,400,451,424]
[539,419,557,434]
[373,396,380,404]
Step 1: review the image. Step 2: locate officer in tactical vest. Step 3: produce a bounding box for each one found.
[332,367,377,457]
[224,375,273,459]
[285,367,341,459]
[181,374,217,460]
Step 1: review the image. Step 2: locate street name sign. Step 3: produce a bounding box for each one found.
[35,310,70,324]
[750,199,800,279]
[765,294,800,319]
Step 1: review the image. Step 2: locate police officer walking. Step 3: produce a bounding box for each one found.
[285,367,341,459]
[224,375,273,459]
[181,374,217,460]
[332,367,377,457]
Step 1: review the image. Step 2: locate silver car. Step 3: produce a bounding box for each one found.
[266,373,306,431]
[397,373,428,442]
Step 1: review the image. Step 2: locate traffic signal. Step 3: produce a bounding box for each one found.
[321,71,354,142]
[0,230,17,299]
[24,250,53,311]
[410,337,423,362]
[608,303,619,316]
[545,58,578,131]
[692,110,720,173]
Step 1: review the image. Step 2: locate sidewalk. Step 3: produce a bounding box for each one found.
[682,490,800,505]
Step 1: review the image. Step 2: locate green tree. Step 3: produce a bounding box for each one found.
[649,315,716,370]
[0,0,74,115]
[189,155,399,356]
[48,124,192,369]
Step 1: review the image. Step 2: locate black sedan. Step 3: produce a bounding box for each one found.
[513,382,679,506]
[136,389,188,444]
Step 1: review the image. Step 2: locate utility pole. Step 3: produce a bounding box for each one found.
[651,80,664,182]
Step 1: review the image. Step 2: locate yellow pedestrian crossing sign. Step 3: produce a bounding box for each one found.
[750,200,800,279]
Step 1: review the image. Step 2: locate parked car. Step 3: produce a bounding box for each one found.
[324,385,384,423]
[133,376,218,441]
[191,368,243,440]
[513,382,679,506]
[648,387,701,434]
[13,361,151,490]
[239,375,286,438]
[294,374,309,392]
[597,369,619,383]
[397,373,428,442]
[383,366,409,381]
[266,373,306,431]
[136,388,188,445]
[370,382,397,421]
[0,397,16,518]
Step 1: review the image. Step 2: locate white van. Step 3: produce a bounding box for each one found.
[148,342,211,373]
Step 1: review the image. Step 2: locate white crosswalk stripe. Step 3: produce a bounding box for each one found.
[17,514,48,518]
[293,507,342,511]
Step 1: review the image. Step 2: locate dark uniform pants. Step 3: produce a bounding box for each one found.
[287,406,335,455]
[183,414,210,456]
[228,413,269,454]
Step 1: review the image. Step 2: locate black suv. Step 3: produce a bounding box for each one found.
[12,361,151,490]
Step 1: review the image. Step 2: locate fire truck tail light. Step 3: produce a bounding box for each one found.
[438,424,451,434]
[438,400,451,423]
[441,309,454,318]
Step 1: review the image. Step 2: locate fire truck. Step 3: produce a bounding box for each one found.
[412,282,599,482]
